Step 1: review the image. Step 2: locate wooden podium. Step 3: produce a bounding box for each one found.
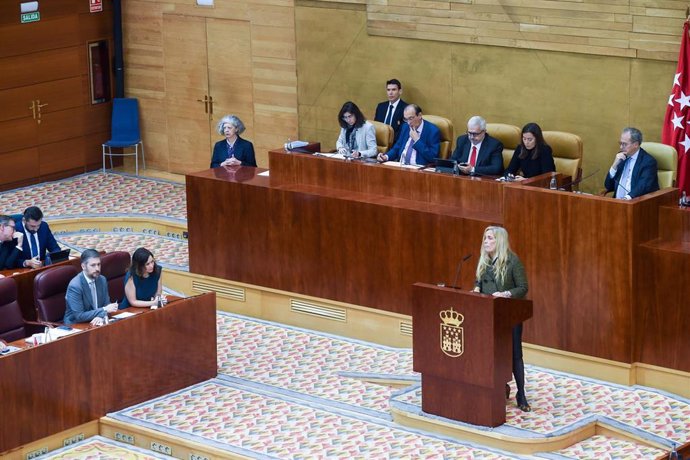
[412,283,533,427]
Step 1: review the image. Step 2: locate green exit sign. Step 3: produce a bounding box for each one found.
[20,12,40,23]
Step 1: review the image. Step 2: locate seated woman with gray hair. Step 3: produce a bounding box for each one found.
[210,114,257,168]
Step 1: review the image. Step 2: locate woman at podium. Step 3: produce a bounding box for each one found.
[335,101,377,159]
[473,226,531,412]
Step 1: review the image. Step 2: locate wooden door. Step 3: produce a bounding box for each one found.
[163,15,212,174]
[0,1,113,190]
[163,16,254,174]
[206,19,254,137]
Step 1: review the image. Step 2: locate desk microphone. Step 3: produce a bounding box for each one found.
[451,253,472,289]
[558,168,600,191]
[611,172,631,198]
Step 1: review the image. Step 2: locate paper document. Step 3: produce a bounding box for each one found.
[113,311,140,319]
[0,345,21,355]
[258,170,270,177]
[315,152,346,159]
[383,161,423,170]
[48,328,78,339]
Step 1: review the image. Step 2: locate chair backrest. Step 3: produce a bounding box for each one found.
[370,121,394,154]
[486,123,521,168]
[543,131,583,182]
[641,142,677,188]
[101,251,132,303]
[423,115,454,159]
[111,98,141,142]
[0,278,27,343]
[34,265,79,323]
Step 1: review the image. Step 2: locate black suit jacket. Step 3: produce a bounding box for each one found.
[0,239,22,270]
[604,148,659,198]
[450,133,504,176]
[374,99,407,142]
[210,136,257,168]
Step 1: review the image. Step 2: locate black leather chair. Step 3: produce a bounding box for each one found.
[0,277,44,342]
[100,251,131,304]
[33,265,79,323]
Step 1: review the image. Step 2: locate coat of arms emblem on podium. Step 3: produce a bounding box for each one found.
[440,307,464,357]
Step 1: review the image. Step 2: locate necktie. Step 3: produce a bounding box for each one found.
[30,232,38,258]
[403,131,416,164]
[89,281,98,307]
[616,157,631,198]
[469,146,478,167]
[227,142,235,159]
[384,104,394,125]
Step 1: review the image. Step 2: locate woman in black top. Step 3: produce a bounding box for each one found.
[505,123,556,179]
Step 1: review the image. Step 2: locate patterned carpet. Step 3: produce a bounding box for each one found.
[0,172,186,222]
[107,312,687,459]
[3,172,688,459]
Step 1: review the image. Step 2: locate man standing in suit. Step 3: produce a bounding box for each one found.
[377,104,440,166]
[451,115,504,176]
[604,127,659,199]
[15,206,61,269]
[0,215,24,271]
[64,249,118,326]
[374,79,408,143]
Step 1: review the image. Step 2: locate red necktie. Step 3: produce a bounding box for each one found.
[469,146,478,167]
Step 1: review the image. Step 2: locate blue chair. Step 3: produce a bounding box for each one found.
[102,98,145,175]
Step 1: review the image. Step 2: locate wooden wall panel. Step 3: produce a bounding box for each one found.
[39,137,85,176]
[296,0,688,61]
[0,16,80,58]
[0,148,39,185]
[0,47,81,90]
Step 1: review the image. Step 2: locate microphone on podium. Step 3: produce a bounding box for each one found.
[451,253,472,289]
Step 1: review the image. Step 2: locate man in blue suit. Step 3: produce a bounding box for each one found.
[374,79,408,143]
[64,249,119,326]
[377,104,440,166]
[604,127,659,199]
[15,206,60,269]
[451,115,504,176]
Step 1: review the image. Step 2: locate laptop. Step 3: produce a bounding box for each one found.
[434,158,457,174]
[46,248,71,264]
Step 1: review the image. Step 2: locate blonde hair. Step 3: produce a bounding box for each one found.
[476,226,512,286]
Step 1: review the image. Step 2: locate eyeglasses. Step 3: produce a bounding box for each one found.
[342,114,355,121]
[404,115,419,122]
[467,130,485,137]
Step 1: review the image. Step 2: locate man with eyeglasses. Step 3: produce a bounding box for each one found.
[604,127,659,200]
[0,215,24,271]
[377,104,440,165]
[451,115,504,176]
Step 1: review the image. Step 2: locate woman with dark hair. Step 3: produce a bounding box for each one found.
[119,247,164,309]
[473,226,531,412]
[335,101,377,159]
[505,122,555,179]
[210,114,257,168]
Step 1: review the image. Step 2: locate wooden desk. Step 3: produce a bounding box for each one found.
[186,149,688,372]
[187,155,511,314]
[0,293,217,454]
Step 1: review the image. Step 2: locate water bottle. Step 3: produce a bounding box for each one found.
[680,190,687,207]
[44,252,52,266]
[549,176,557,190]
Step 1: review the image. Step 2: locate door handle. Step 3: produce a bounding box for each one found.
[36,100,48,124]
[196,95,209,113]
[28,100,37,120]
[208,95,213,116]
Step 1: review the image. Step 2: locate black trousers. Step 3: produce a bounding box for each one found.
[512,323,528,405]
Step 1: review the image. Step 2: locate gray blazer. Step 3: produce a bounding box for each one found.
[336,121,378,158]
[63,272,111,325]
